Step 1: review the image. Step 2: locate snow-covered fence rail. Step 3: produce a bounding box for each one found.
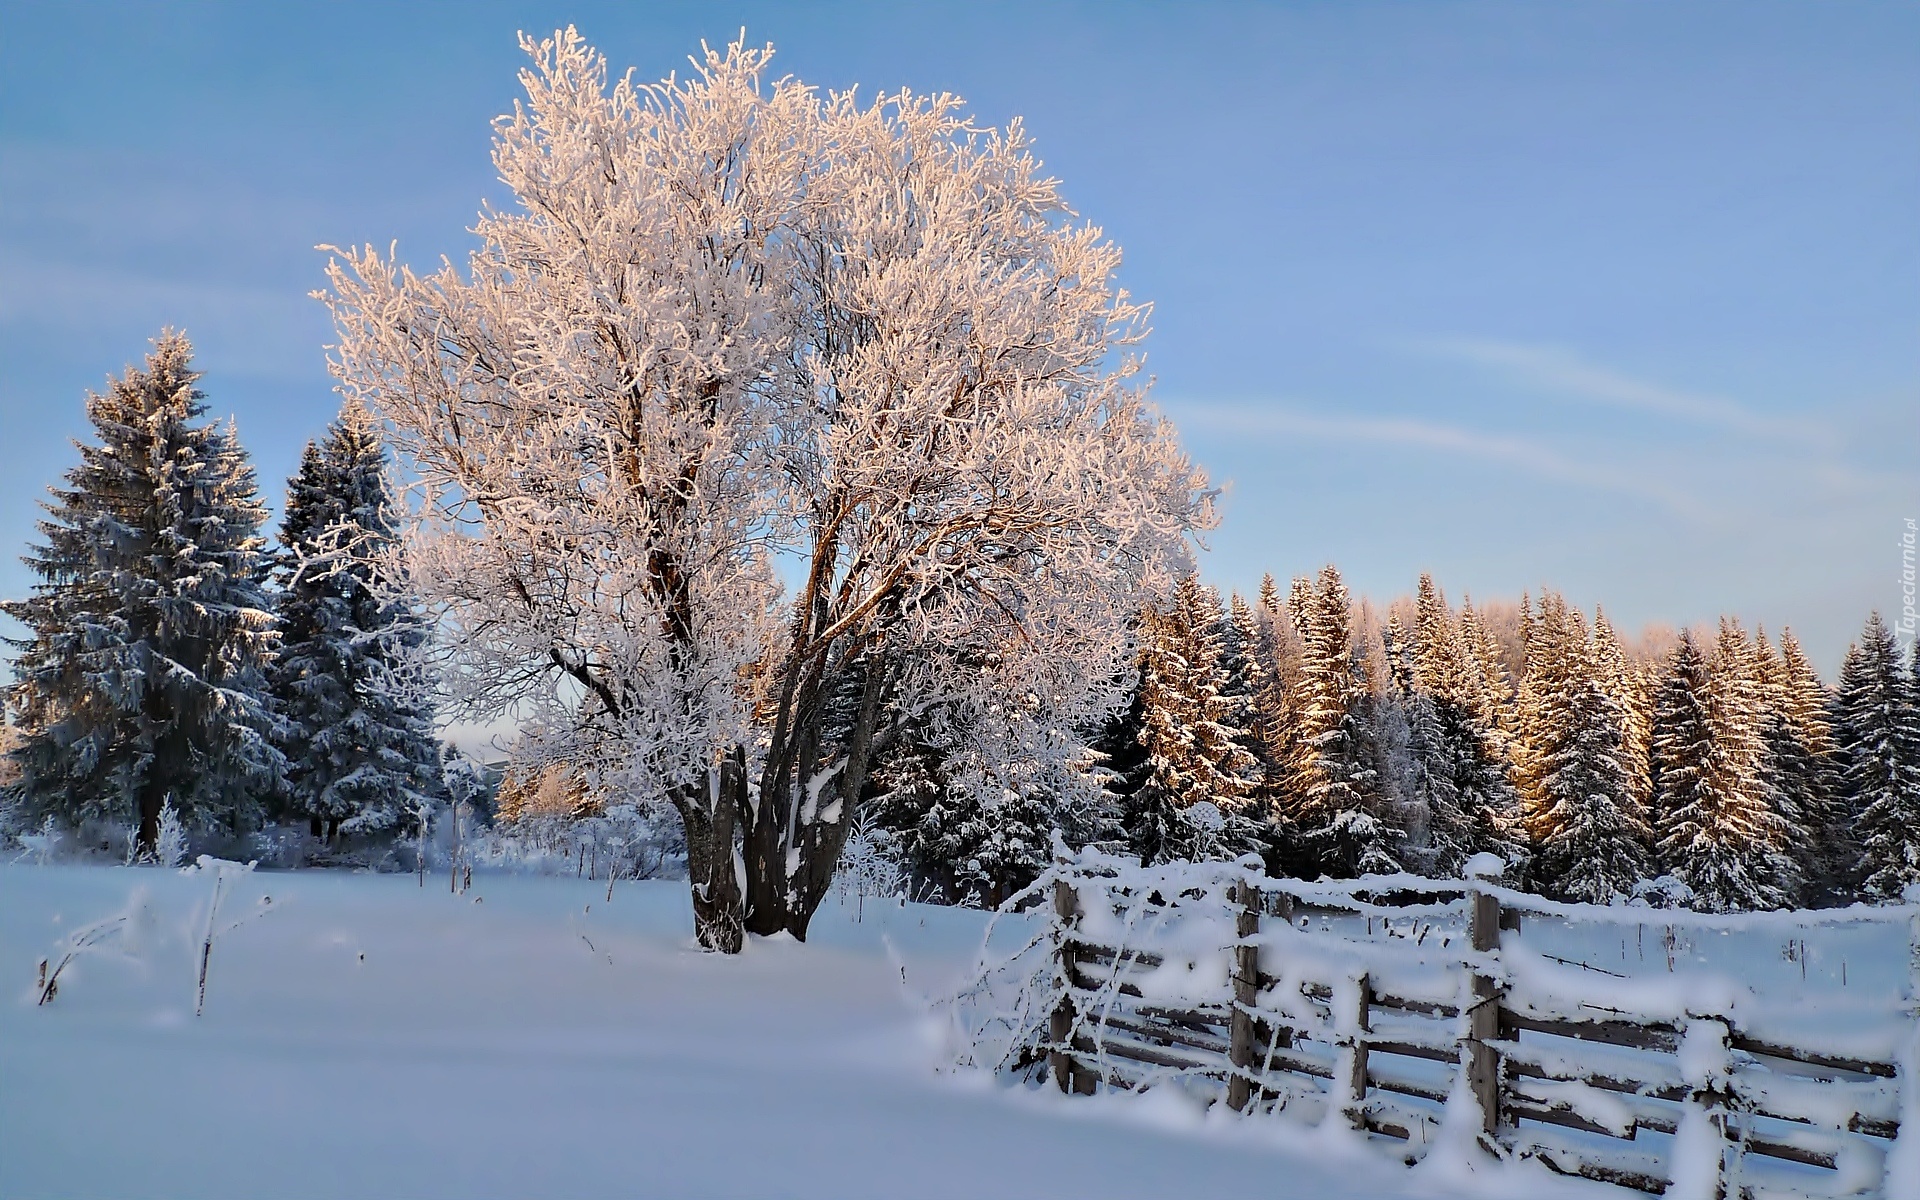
[1030,848,1920,1200]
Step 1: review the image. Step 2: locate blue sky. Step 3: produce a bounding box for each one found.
[1,0,1915,672]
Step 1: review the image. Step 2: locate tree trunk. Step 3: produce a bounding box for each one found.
[741,653,892,942]
[675,755,746,953]
[135,789,162,857]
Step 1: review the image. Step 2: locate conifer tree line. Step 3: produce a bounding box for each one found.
[866,565,1920,912]
[3,334,446,857]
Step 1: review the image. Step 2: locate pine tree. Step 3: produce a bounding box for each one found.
[4,333,282,851]
[1522,597,1649,902]
[271,399,442,841]
[1834,615,1920,900]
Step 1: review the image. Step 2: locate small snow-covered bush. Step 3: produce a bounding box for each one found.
[154,802,188,868]
[16,815,62,864]
[834,815,908,905]
[1629,874,1696,910]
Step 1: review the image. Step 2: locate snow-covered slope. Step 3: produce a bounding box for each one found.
[0,863,1615,1200]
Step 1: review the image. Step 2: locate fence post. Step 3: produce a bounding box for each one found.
[1466,887,1503,1139]
[1344,971,1372,1130]
[1227,878,1262,1111]
[1679,1017,1736,1200]
[1051,875,1082,1095]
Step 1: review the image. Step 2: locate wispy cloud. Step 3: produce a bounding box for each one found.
[1415,337,1834,449]
[1173,400,1708,520]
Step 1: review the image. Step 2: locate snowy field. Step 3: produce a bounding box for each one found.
[0,862,1674,1200]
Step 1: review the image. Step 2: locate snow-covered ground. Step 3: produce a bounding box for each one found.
[0,862,1647,1200]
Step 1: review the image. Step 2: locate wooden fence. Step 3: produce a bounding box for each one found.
[1042,859,1917,1199]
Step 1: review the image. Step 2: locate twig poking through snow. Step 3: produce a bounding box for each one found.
[186,856,273,1017]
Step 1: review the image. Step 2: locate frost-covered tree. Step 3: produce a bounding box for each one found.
[1520,595,1649,902]
[322,31,1210,950]
[271,399,443,842]
[3,333,282,852]
[1834,615,1920,900]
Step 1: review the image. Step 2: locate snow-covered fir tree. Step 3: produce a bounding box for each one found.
[1222,591,1278,790]
[1766,629,1840,895]
[1453,600,1527,871]
[1253,573,1304,790]
[1400,577,1524,876]
[1382,612,1465,874]
[1593,610,1654,814]
[1749,629,1836,896]
[1833,614,1920,900]
[1114,578,1263,866]
[868,693,1112,906]
[3,333,282,852]
[1650,631,1711,873]
[1651,623,1797,911]
[1520,594,1650,902]
[270,398,443,842]
[1279,565,1399,878]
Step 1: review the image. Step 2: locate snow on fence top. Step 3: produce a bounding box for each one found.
[952,846,1920,1200]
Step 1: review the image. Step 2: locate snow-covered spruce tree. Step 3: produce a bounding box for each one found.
[1280,565,1399,878]
[1650,631,1711,876]
[1766,629,1841,896]
[1382,613,1462,874]
[865,684,1111,907]
[1116,581,1263,866]
[1650,625,1796,911]
[323,32,1210,951]
[1520,595,1650,903]
[1593,610,1654,814]
[1222,591,1279,789]
[1446,598,1528,871]
[1833,614,1920,900]
[270,399,443,843]
[1252,573,1305,794]
[1399,577,1523,876]
[1461,599,1525,783]
[3,334,282,853]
